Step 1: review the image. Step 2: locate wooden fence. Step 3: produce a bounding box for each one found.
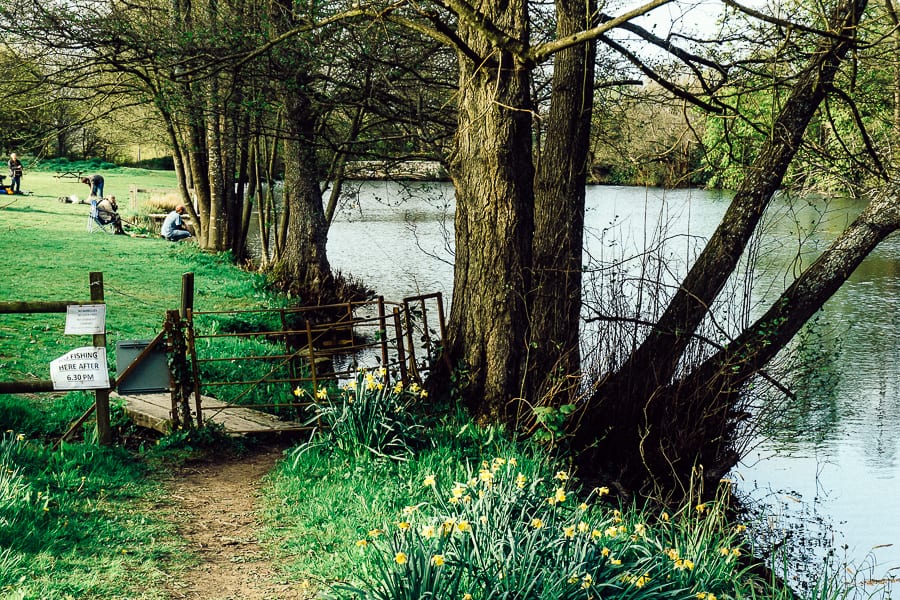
[0,272,112,445]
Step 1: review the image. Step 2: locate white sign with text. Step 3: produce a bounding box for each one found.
[64,304,106,335]
[50,347,110,390]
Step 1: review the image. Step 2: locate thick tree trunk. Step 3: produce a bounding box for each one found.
[526,0,596,413]
[447,0,535,422]
[574,0,869,497]
[277,98,333,300]
[266,0,332,299]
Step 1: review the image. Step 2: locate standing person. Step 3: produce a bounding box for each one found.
[7,153,23,194]
[80,174,105,198]
[161,205,192,241]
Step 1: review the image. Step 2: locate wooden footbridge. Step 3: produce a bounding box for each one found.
[113,273,447,437]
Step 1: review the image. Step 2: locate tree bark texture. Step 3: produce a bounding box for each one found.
[447,0,535,422]
[268,0,333,300]
[526,0,597,413]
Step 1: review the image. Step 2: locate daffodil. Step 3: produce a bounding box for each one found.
[581,574,593,589]
[515,473,527,489]
[293,386,303,397]
[674,558,694,571]
[457,520,471,533]
[422,525,436,538]
[554,487,567,503]
[577,521,590,533]
[355,539,368,547]
[395,552,408,565]
[316,387,329,399]
[555,470,569,481]
[423,474,436,487]
[432,554,445,566]
[398,521,410,530]
[531,518,544,529]
[563,525,576,538]
[595,486,610,496]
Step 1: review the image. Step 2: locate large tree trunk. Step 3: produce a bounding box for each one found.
[572,0,869,498]
[526,0,596,414]
[267,0,332,300]
[276,97,333,300]
[446,0,535,422]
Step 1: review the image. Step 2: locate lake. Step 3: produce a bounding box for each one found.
[322,181,900,584]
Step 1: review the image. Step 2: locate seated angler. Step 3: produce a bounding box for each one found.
[161,204,192,241]
[97,196,126,234]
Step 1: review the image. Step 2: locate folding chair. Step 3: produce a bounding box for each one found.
[86,200,115,234]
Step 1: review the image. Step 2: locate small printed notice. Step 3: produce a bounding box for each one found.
[50,347,110,390]
[64,304,106,335]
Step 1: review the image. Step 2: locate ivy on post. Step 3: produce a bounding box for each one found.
[164,309,195,430]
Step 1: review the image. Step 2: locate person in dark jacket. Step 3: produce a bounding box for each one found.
[81,174,105,198]
[7,153,23,194]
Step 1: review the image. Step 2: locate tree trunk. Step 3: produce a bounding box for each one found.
[572,0,869,497]
[446,0,535,421]
[276,95,333,300]
[526,0,596,414]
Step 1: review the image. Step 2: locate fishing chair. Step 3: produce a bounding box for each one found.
[86,199,116,234]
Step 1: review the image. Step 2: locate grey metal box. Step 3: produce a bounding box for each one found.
[116,340,170,394]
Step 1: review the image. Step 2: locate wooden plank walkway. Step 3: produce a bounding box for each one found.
[113,392,308,435]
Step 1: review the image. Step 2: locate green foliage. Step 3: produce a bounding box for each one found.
[151,421,237,452]
[31,157,119,172]
[292,369,428,463]
[532,403,577,444]
[325,463,789,600]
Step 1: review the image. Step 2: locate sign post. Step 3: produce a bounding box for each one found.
[89,272,112,445]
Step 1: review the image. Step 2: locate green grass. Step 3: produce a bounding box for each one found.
[0,432,182,599]
[0,168,287,598]
[0,170,280,387]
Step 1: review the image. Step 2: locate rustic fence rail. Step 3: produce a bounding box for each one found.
[0,272,112,445]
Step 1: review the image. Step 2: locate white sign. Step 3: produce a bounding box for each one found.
[50,347,110,390]
[64,304,106,335]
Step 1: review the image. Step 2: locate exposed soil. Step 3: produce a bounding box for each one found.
[162,443,317,600]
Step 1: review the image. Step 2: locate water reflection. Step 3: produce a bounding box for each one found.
[253,181,900,575]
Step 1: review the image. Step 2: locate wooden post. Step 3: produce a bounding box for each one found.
[186,308,203,428]
[180,272,194,318]
[305,320,318,392]
[180,272,202,427]
[377,297,389,387]
[392,308,408,386]
[164,311,180,429]
[90,272,112,445]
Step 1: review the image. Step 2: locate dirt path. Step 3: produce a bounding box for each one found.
[162,445,316,600]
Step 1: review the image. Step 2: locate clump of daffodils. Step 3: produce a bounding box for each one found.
[291,368,428,464]
[335,457,753,599]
